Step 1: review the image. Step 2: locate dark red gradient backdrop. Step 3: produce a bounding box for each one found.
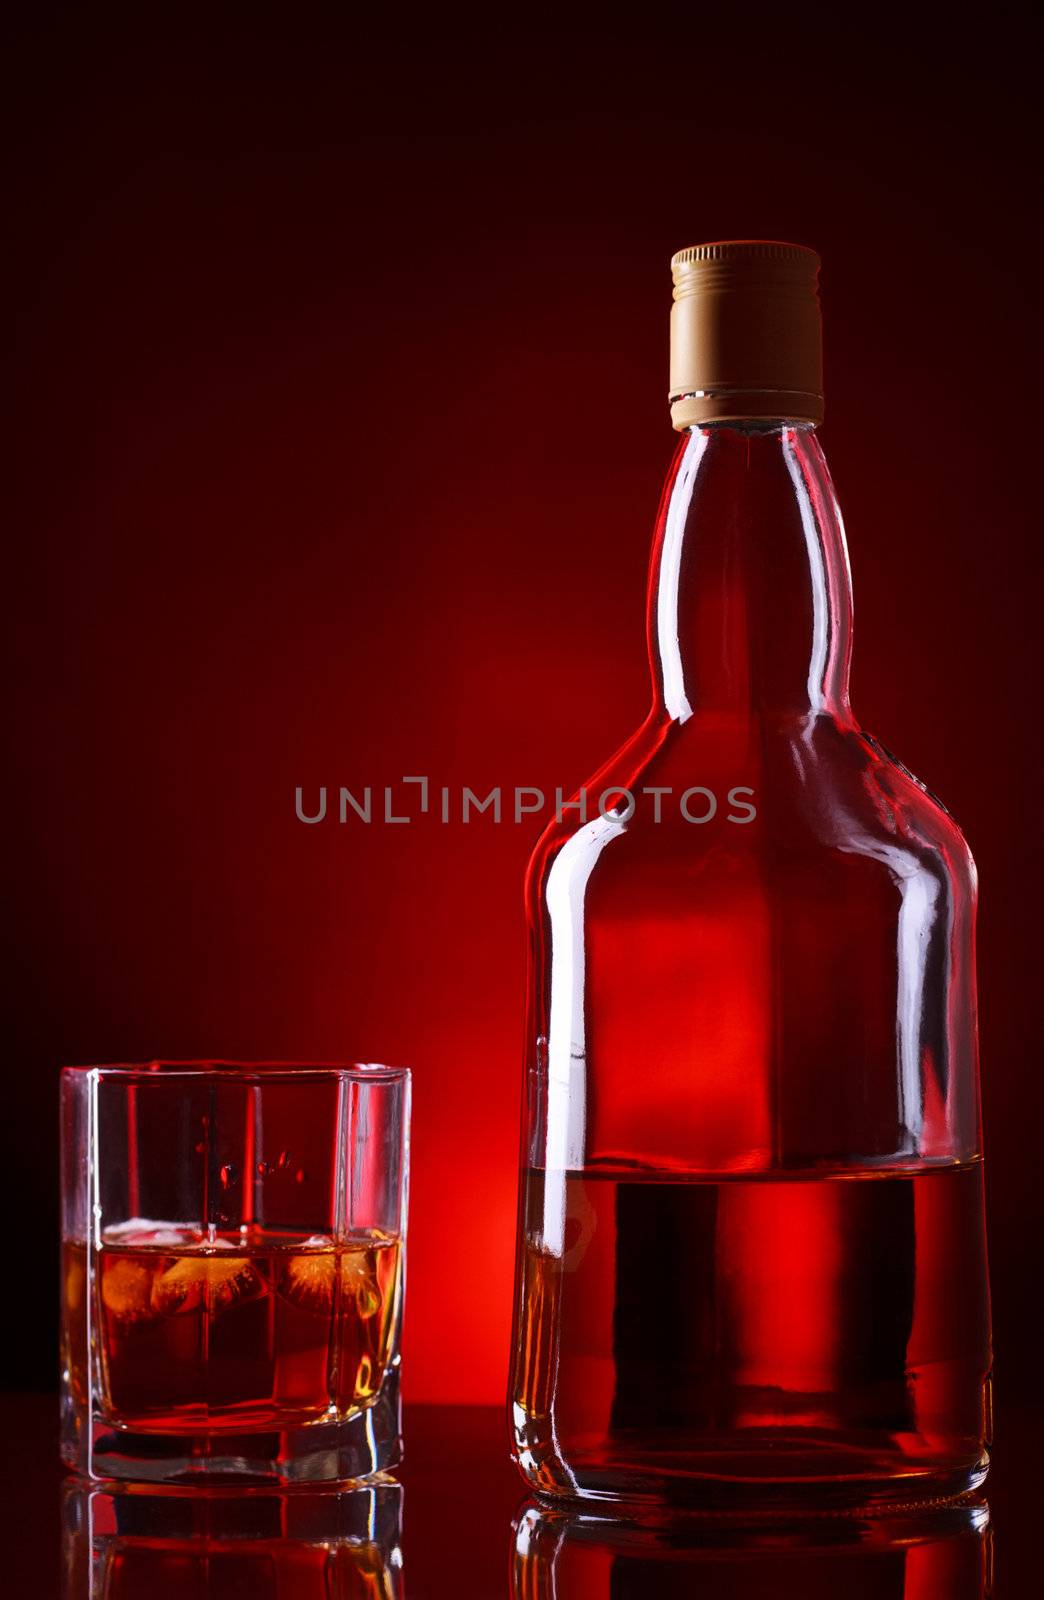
[5,9,1041,1407]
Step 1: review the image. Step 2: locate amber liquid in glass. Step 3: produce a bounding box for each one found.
[514,1165,990,1504]
[65,1225,400,1431]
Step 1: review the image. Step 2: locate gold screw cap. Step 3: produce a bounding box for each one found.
[669,240,823,429]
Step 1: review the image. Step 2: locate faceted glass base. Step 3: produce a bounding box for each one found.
[63,1371,401,1485]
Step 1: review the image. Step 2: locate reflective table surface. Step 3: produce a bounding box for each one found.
[2,1395,1034,1596]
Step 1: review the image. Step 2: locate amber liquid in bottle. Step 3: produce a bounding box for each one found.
[515,1167,989,1503]
[509,244,991,1508]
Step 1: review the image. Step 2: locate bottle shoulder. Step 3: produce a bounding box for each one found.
[524,712,974,909]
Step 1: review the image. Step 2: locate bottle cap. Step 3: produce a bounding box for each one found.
[669,241,823,428]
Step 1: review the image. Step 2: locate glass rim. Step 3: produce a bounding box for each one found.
[59,1059,410,1084]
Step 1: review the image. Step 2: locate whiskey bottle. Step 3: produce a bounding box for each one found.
[509,241,991,1510]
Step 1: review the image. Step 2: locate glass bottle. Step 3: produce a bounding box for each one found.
[509,241,991,1510]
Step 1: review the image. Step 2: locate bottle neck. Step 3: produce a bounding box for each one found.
[647,422,853,722]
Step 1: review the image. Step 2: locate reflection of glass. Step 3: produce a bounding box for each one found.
[60,1062,409,1482]
[63,1479,403,1599]
[512,1497,992,1599]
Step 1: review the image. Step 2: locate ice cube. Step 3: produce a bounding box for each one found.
[101,1258,154,1322]
[278,1244,381,1317]
[101,1219,204,1250]
[151,1255,264,1317]
[64,1255,85,1314]
[278,1251,337,1312]
[342,1247,382,1319]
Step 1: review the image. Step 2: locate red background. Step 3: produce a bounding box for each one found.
[5,8,1041,1410]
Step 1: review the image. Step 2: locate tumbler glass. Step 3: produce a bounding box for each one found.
[60,1061,410,1482]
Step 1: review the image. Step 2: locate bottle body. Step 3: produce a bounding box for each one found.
[509,424,991,1508]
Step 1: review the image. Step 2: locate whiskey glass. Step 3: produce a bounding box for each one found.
[60,1061,409,1483]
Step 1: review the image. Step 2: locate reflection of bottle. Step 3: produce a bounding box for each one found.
[512,1499,993,1600]
[509,243,992,1509]
[62,1479,403,1600]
